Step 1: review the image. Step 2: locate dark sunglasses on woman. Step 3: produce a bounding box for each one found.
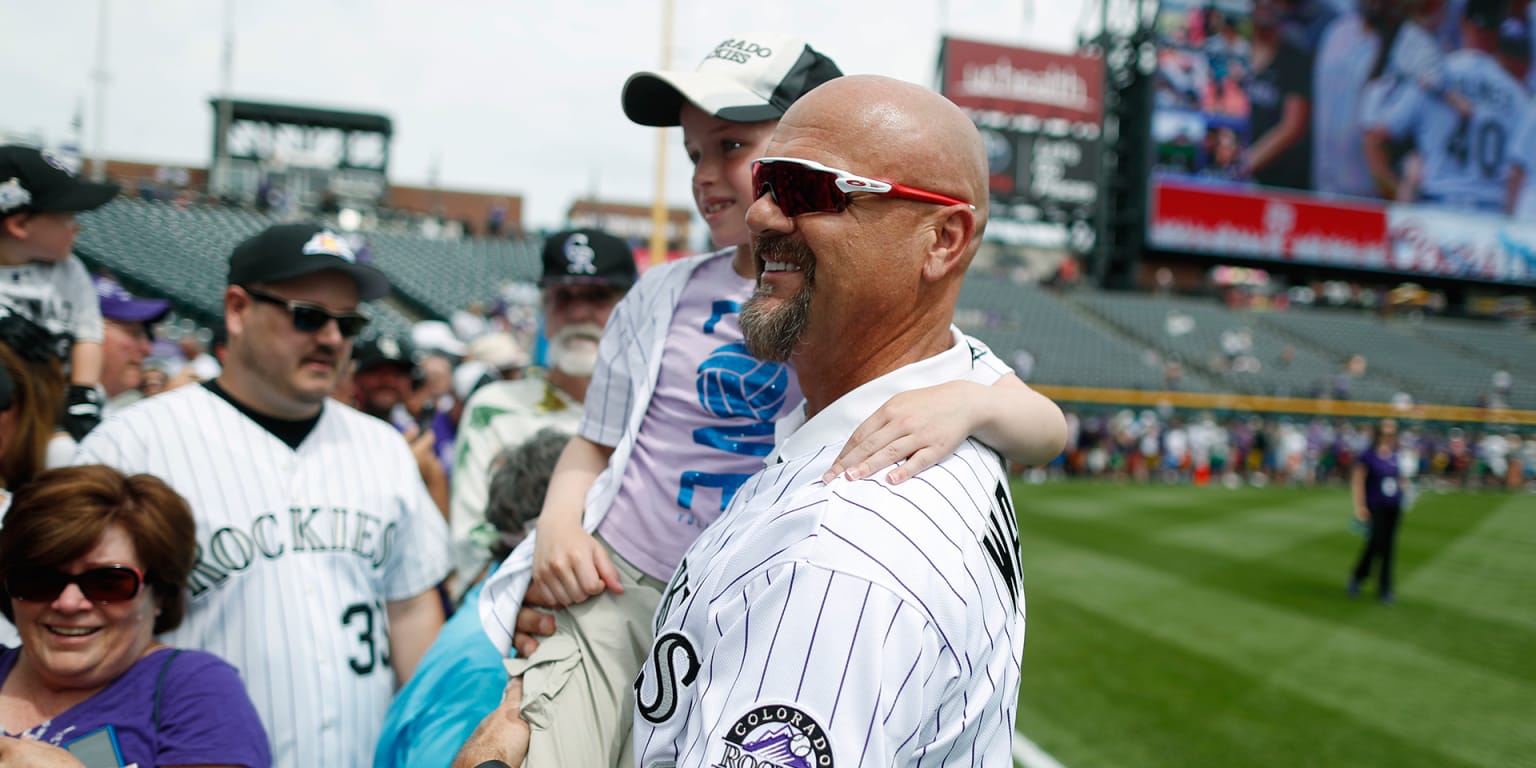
[4,565,146,603]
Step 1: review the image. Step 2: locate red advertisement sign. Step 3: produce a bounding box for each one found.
[939,37,1104,125]
[1149,178,1389,267]
[1148,178,1536,286]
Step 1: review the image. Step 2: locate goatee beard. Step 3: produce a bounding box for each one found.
[740,237,815,362]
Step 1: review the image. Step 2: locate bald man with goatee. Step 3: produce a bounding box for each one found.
[626,75,1029,767]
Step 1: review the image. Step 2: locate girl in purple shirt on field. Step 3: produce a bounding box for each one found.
[1349,418,1410,604]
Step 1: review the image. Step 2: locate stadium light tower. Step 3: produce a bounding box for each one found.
[213,0,236,198]
[90,0,111,182]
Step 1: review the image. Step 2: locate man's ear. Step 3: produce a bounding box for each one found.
[1,213,31,241]
[223,285,250,338]
[920,206,976,283]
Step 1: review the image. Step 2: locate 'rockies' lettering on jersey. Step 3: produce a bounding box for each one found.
[187,506,397,597]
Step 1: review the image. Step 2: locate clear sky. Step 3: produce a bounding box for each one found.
[4,0,1098,230]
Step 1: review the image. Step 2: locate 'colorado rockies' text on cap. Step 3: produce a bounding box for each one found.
[227,223,391,301]
[622,36,842,127]
[538,228,638,289]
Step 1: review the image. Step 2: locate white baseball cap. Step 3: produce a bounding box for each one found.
[622,36,842,127]
[411,320,467,358]
[466,332,528,372]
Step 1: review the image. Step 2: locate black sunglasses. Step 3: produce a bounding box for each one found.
[243,287,370,338]
[4,564,147,603]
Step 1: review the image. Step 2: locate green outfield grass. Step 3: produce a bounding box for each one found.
[1011,482,1536,768]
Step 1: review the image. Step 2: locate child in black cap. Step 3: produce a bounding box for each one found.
[0,145,121,440]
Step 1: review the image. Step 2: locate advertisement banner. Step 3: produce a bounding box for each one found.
[981,129,1101,218]
[1149,178,1389,265]
[1386,205,1536,285]
[940,37,1105,220]
[1148,178,1536,286]
[939,37,1105,125]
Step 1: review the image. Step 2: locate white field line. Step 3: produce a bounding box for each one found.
[1013,729,1067,768]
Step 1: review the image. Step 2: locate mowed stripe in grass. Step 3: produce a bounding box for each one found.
[1010,482,1536,768]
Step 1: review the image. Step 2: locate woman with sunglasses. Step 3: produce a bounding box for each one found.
[462,35,1067,768]
[0,465,271,767]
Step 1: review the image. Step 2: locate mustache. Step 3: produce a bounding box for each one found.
[552,323,604,345]
[307,344,341,365]
[752,235,817,277]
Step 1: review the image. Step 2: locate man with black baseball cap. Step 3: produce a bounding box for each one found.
[74,222,450,767]
[352,331,419,427]
[0,145,122,441]
[448,227,636,597]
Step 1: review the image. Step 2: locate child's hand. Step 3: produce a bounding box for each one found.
[530,518,624,607]
[825,381,978,485]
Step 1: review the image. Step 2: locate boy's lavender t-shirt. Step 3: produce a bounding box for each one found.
[0,645,272,768]
[598,254,802,581]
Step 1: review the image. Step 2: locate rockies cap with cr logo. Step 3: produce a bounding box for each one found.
[621,36,842,127]
[538,228,638,289]
[0,145,120,217]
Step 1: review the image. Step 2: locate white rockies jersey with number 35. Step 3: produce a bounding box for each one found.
[633,331,1025,768]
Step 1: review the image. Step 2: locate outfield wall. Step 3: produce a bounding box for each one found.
[1033,386,1536,426]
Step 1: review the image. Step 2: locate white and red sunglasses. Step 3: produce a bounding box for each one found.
[752,156,976,216]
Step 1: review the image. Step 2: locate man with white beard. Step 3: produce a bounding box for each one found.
[449,228,636,594]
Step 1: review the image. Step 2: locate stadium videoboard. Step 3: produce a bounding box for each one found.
[938,37,1105,224]
[1146,0,1536,287]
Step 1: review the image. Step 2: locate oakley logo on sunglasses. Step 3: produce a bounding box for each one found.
[4,564,146,603]
[752,156,977,217]
[243,286,370,338]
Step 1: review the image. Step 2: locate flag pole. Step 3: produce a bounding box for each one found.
[646,0,675,266]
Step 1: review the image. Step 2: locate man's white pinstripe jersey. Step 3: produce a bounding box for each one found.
[450,370,583,592]
[73,384,451,767]
[1378,49,1532,212]
[632,329,1025,768]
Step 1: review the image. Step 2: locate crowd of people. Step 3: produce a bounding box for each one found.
[0,32,1075,768]
[1050,407,1533,491]
[0,21,1528,768]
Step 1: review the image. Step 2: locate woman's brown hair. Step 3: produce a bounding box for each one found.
[0,465,198,633]
[0,342,65,490]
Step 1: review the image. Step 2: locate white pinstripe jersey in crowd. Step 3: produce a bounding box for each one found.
[633,329,1026,768]
[74,385,452,768]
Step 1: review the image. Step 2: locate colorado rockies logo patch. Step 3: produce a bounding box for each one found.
[714,704,832,768]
